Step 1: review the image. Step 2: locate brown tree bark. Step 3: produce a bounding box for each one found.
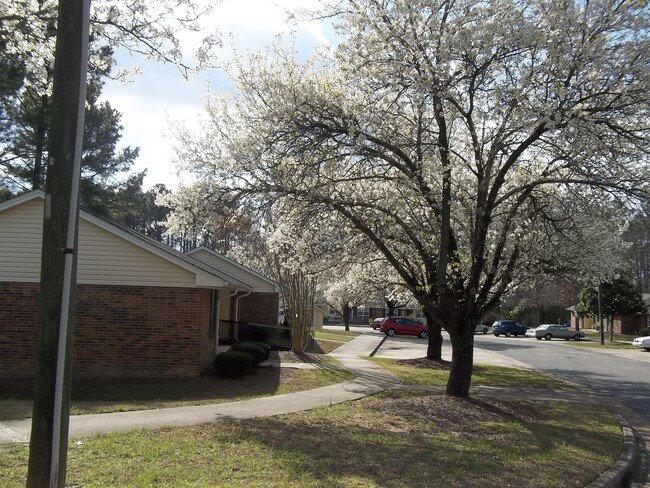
[424,310,443,360]
[446,321,475,397]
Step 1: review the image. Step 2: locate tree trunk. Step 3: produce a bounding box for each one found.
[342,303,350,331]
[32,95,49,190]
[423,310,442,360]
[427,324,443,360]
[446,323,474,397]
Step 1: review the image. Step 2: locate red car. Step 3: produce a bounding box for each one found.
[380,317,428,339]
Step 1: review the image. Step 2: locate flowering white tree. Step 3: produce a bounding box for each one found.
[319,263,372,331]
[0,0,219,81]
[176,0,650,397]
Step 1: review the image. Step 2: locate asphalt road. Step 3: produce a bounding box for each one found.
[328,325,650,421]
[473,333,650,423]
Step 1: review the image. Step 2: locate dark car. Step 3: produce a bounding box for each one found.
[492,320,528,337]
[370,317,385,330]
[380,317,428,339]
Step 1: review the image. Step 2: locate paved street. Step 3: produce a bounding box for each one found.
[343,325,650,424]
[472,333,650,424]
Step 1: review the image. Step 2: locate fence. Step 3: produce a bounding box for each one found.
[219,320,314,351]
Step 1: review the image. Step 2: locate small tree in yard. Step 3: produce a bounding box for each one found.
[278,266,316,353]
[175,0,650,397]
[576,277,646,339]
[319,263,370,331]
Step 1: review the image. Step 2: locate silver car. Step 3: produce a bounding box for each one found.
[527,324,585,341]
[475,324,490,334]
[632,336,650,351]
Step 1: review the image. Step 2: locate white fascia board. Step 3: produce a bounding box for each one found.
[195,272,231,288]
[0,189,44,212]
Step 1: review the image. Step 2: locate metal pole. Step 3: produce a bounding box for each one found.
[598,282,604,346]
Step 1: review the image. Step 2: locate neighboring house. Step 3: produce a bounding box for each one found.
[312,305,328,330]
[0,190,279,378]
[352,304,425,325]
[568,294,650,335]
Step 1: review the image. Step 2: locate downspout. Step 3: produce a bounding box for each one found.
[215,288,239,355]
[234,289,252,323]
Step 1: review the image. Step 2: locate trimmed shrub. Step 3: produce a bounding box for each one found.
[238,340,271,360]
[213,350,253,378]
[231,342,267,365]
[638,327,650,337]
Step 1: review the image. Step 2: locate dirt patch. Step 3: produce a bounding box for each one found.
[394,357,452,370]
[276,350,332,364]
[362,392,538,435]
[364,393,493,431]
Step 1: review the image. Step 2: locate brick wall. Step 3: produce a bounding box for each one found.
[0,282,213,378]
[238,292,279,325]
[614,315,645,335]
[0,282,39,376]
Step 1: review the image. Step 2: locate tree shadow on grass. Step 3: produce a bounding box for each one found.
[223,392,618,488]
[0,365,284,419]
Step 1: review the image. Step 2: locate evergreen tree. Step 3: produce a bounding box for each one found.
[576,277,645,318]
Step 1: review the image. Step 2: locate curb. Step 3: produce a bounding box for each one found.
[570,382,648,488]
[587,413,641,488]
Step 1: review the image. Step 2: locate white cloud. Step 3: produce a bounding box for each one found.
[101,0,332,189]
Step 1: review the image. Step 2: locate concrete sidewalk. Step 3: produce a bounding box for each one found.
[0,334,400,444]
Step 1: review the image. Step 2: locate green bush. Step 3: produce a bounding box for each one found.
[638,327,650,337]
[231,342,267,365]
[238,340,271,360]
[213,350,253,378]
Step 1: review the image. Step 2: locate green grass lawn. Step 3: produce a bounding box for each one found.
[368,357,573,389]
[568,330,636,349]
[313,330,361,342]
[0,351,622,487]
[0,366,355,421]
[567,341,636,349]
[0,390,621,487]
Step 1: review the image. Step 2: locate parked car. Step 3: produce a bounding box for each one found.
[492,320,528,337]
[632,336,650,351]
[380,317,428,339]
[475,324,490,334]
[370,317,385,330]
[526,324,585,341]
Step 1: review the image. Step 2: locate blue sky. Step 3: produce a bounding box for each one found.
[101,0,333,190]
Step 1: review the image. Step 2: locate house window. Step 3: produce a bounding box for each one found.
[357,308,369,317]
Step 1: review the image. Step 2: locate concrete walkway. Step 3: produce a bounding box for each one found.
[0,332,646,487]
[0,334,400,444]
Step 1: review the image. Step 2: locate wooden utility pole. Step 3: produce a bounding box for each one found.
[26,0,91,486]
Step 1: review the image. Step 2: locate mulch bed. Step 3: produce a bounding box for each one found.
[275,350,332,364]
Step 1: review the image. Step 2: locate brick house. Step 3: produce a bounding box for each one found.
[0,190,278,378]
[568,294,650,335]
